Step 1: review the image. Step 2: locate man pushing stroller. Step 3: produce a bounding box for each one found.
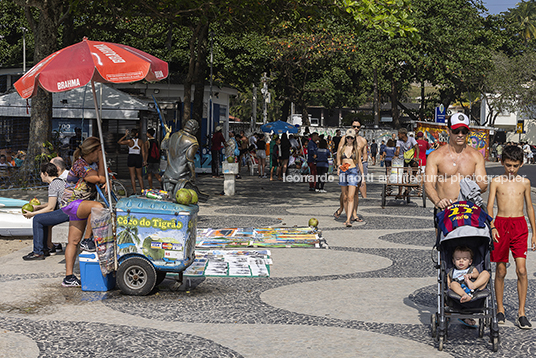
[427,113,536,332]
[426,114,489,298]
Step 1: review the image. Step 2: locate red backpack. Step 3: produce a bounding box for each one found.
[148,139,160,161]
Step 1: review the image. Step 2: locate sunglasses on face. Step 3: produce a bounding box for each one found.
[353,125,361,129]
[347,136,355,140]
[452,127,469,135]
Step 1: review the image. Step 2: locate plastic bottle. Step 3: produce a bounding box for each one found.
[461,283,473,297]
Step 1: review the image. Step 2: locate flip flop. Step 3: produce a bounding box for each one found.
[334,209,342,219]
[345,222,352,227]
[458,318,478,328]
[352,216,363,222]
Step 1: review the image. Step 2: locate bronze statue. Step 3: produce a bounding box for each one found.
[161,119,207,202]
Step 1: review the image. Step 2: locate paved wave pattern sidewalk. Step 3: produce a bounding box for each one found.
[1,167,536,357]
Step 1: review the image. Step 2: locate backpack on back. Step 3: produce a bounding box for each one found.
[148,139,160,162]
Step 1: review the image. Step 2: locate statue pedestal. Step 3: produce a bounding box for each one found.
[222,163,239,196]
[223,175,236,195]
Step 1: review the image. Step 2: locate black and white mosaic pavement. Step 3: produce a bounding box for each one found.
[410,280,536,319]
[197,215,281,228]
[0,317,243,358]
[347,216,433,230]
[98,245,536,357]
[378,230,436,246]
[363,207,434,217]
[213,207,291,216]
[3,174,536,357]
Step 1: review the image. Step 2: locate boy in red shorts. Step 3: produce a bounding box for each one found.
[487,145,536,329]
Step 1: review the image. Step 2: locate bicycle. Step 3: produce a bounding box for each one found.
[96,160,128,207]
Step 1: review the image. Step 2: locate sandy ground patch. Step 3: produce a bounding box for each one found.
[0,237,32,257]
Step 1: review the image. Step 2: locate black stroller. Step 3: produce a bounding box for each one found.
[431,201,500,351]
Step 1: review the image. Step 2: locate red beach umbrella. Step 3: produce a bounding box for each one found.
[14,37,168,98]
[14,37,168,207]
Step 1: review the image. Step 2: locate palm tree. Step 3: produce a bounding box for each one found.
[507,0,536,45]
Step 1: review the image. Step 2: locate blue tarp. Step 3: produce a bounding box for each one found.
[260,120,298,134]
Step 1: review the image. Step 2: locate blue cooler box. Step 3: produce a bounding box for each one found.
[79,251,116,291]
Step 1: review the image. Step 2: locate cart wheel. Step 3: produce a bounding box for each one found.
[492,337,499,352]
[155,271,167,286]
[438,336,444,351]
[478,319,485,338]
[422,184,427,208]
[381,184,387,207]
[431,314,437,338]
[117,257,156,296]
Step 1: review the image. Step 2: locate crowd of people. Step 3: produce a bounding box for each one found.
[493,141,534,164]
[15,116,536,326]
[20,127,166,288]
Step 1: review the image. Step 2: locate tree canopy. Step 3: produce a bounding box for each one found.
[1,0,536,178]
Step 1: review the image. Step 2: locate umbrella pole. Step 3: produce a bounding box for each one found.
[91,80,117,271]
[90,81,113,207]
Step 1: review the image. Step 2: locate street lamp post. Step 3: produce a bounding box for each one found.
[251,82,257,133]
[209,31,214,140]
[261,73,270,124]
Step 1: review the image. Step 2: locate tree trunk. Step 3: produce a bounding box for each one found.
[280,100,291,122]
[182,35,195,127]
[15,0,64,182]
[301,105,310,127]
[182,21,210,130]
[192,23,209,126]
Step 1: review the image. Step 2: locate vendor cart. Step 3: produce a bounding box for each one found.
[114,197,198,295]
[381,158,426,208]
[13,38,200,296]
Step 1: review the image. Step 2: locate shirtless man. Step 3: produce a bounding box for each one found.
[425,113,487,210]
[334,120,367,221]
[426,113,489,326]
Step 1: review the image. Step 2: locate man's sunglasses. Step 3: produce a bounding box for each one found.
[451,127,469,135]
[353,125,361,129]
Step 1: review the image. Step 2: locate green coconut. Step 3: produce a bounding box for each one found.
[22,203,34,214]
[187,189,199,204]
[175,188,192,205]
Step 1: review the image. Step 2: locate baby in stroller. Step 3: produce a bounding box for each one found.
[448,246,490,303]
[432,201,500,351]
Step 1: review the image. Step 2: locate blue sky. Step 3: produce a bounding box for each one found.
[482,0,521,14]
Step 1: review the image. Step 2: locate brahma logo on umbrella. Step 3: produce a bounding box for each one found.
[94,44,126,63]
[57,78,81,90]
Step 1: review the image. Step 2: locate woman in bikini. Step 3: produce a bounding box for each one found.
[118,128,146,195]
[336,128,364,227]
[60,137,107,287]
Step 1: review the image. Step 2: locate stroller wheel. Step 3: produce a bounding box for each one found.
[431,314,437,338]
[438,336,445,351]
[492,337,499,352]
[478,319,485,338]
